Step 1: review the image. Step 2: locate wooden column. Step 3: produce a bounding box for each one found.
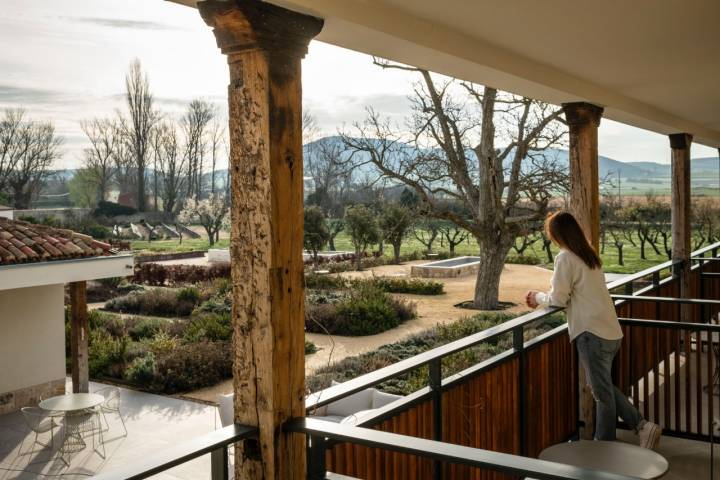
[199,2,322,479]
[562,102,604,440]
[562,102,604,251]
[69,281,89,393]
[669,133,693,315]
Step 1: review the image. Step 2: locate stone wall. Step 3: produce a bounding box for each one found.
[0,379,65,415]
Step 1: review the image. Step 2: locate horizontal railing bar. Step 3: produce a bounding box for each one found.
[605,259,680,291]
[619,317,720,332]
[691,257,720,262]
[92,424,257,480]
[286,418,637,480]
[691,242,720,257]
[306,306,562,411]
[611,294,720,305]
[701,272,720,277]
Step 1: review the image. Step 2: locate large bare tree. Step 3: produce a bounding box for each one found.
[80,118,118,203]
[122,59,156,211]
[182,99,215,200]
[342,60,568,309]
[152,121,187,213]
[0,109,62,208]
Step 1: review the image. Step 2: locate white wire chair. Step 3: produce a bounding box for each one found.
[20,407,60,453]
[95,386,127,436]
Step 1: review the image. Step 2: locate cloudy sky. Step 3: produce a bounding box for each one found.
[1,0,716,169]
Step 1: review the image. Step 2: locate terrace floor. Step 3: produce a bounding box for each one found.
[0,380,218,479]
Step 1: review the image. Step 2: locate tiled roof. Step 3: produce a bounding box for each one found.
[0,217,115,266]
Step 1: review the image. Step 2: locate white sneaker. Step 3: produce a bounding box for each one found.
[638,421,662,449]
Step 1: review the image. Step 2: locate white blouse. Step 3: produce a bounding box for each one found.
[534,249,623,342]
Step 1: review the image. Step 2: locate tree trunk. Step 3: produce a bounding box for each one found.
[473,236,511,309]
[392,242,401,264]
[328,236,336,251]
[616,243,624,266]
[639,236,646,260]
[355,248,363,271]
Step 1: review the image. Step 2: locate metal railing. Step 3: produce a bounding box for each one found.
[92,424,257,480]
[286,418,637,480]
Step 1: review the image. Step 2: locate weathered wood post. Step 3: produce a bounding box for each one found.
[69,281,89,393]
[669,133,692,319]
[562,101,604,440]
[199,1,322,479]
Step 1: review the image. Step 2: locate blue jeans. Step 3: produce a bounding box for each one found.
[575,332,644,440]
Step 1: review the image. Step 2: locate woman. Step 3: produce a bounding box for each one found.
[525,211,661,448]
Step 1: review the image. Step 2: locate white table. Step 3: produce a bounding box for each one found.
[539,440,668,479]
[39,393,105,459]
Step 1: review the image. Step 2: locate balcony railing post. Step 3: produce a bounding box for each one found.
[210,446,229,480]
[307,435,327,480]
[429,358,443,480]
[652,272,660,320]
[513,326,527,456]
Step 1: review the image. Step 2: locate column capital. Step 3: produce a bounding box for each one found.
[199,0,323,59]
[669,132,693,150]
[561,102,604,128]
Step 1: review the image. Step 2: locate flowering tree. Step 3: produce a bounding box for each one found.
[178,195,229,246]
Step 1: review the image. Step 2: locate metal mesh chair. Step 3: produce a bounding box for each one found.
[96,386,127,436]
[20,407,59,453]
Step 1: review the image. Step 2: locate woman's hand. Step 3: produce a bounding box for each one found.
[525,290,539,309]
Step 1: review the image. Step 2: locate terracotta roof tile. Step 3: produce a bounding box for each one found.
[0,217,116,266]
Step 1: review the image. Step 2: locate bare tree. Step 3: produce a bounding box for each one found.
[121,59,157,211]
[305,137,353,216]
[2,111,62,208]
[208,118,226,196]
[342,60,567,308]
[182,99,214,200]
[152,121,187,214]
[112,121,136,203]
[80,118,118,203]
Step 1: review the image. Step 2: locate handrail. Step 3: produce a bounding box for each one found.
[611,294,720,305]
[286,418,638,480]
[92,424,257,480]
[618,317,720,332]
[306,306,562,411]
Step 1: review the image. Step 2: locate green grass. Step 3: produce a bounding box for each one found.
[130,227,707,276]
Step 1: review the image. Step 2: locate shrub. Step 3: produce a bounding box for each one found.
[362,277,444,295]
[143,331,179,355]
[94,200,137,217]
[177,286,200,304]
[128,317,167,341]
[150,341,232,393]
[194,294,232,316]
[88,329,128,378]
[305,283,415,336]
[134,263,231,286]
[305,340,318,355]
[105,288,198,317]
[305,272,347,290]
[506,254,541,265]
[98,277,124,289]
[125,352,157,384]
[183,312,232,343]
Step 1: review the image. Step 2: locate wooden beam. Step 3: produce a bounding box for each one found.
[562,102,604,252]
[69,281,89,394]
[562,101,603,440]
[669,133,693,318]
[199,2,322,479]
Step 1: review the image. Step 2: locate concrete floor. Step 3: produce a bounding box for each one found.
[0,380,218,479]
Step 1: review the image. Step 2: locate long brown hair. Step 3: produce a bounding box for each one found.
[545,211,602,269]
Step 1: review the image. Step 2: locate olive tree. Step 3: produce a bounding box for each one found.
[304,206,330,268]
[344,204,380,270]
[379,203,413,263]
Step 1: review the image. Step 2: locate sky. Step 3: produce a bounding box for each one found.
[0,0,716,170]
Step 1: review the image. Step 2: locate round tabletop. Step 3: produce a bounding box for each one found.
[39,393,104,412]
[539,440,668,479]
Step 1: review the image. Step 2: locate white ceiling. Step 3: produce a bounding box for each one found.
[173,0,720,147]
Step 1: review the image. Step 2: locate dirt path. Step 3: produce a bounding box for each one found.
[184,261,553,403]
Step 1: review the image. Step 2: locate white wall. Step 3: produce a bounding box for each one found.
[0,209,13,220]
[0,284,65,394]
